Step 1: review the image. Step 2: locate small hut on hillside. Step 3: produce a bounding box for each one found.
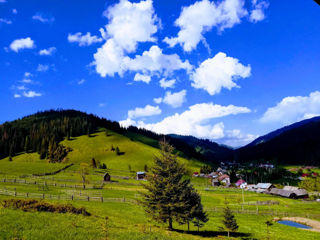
[103,173,111,182]
[136,171,146,180]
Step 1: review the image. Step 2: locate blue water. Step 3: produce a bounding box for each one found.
[278,220,312,229]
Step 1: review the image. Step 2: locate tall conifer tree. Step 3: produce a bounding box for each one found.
[141,140,208,230]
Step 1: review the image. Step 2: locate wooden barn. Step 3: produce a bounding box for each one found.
[136,171,146,180]
[103,173,111,182]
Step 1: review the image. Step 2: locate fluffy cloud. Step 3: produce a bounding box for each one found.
[153,97,162,104]
[260,91,320,125]
[134,73,151,84]
[128,104,161,119]
[191,52,251,95]
[93,39,126,77]
[10,37,35,52]
[68,32,103,46]
[36,64,49,72]
[159,78,176,89]
[0,18,12,24]
[94,43,192,78]
[13,94,21,98]
[93,0,191,78]
[22,91,41,98]
[32,13,54,23]
[221,129,257,147]
[93,0,159,76]
[164,0,247,52]
[39,47,56,56]
[163,90,187,108]
[250,0,269,23]
[121,102,251,140]
[102,0,158,52]
[123,46,192,76]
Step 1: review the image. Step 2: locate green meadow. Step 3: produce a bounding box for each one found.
[0,130,319,239]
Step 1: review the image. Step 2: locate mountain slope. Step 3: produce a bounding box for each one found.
[168,134,233,163]
[0,110,229,166]
[236,116,320,165]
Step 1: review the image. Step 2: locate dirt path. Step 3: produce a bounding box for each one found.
[276,217,320,232]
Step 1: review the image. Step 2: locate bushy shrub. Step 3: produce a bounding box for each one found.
[1,199,90,216]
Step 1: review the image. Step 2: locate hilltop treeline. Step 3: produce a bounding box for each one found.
[0,110,123,161]
[0,109,212,162]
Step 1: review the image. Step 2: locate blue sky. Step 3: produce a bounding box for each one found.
[1,0,320,147]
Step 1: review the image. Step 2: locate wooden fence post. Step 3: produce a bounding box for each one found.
[101,197,103,202]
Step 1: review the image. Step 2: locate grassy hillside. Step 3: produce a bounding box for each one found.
[0,129,320,239]
[60,129,202,173]
[0,129,202,177]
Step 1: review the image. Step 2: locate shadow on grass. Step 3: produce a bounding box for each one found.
[173,229,256,239]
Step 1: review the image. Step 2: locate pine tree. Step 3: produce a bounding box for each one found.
[222,205,238,238]
[141,140,207,230]
[91,158,97,168]
[265,220,273,240]
[144,164,148,172]
[115,146,120,155]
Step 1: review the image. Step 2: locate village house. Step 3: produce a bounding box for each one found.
[247,183,275,193]
[269,186,308,199]
[218,174,230,186]
[236,179,247,188]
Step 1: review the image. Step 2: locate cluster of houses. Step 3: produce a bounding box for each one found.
[247,183,308,199]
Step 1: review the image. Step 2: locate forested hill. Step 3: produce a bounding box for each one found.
[236,116,320,166]
[0,110,231,163]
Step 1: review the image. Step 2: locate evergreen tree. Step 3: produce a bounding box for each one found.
[141,140,207,230]
[265,220,273,240]
[91,158,97,168]
[144,164,148,172]
[115,146,121,155]
[222,205,238,238]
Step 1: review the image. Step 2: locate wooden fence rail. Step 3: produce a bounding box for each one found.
[0,188,137,204]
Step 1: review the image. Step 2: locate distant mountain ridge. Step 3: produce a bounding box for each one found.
[1,110,320,166]
[247,116,320,147]
[236,116,320,166]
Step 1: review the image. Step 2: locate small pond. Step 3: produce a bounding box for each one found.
[278,220,312,229]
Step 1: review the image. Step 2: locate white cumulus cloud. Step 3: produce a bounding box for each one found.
[36,64,49,72]
[39,47,56,56]
[123,46,192,76]
[164,0,247,52]
[10,37,35,52]
[120,102,251,140]
[134,73,151,84]
[153,97,162,104]
[159,78,176,89]
[102,0,158,52]
[32,13,54,23]
[128,104,161,119]
[260,91,320,125]
[163,90,187,108]
[68,32,103,46]
[191,52,251,95]
[250,0,269,23]
[22,91,42,98]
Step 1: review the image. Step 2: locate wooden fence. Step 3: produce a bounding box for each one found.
[0,188,137,204]
[0,178,104,189]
